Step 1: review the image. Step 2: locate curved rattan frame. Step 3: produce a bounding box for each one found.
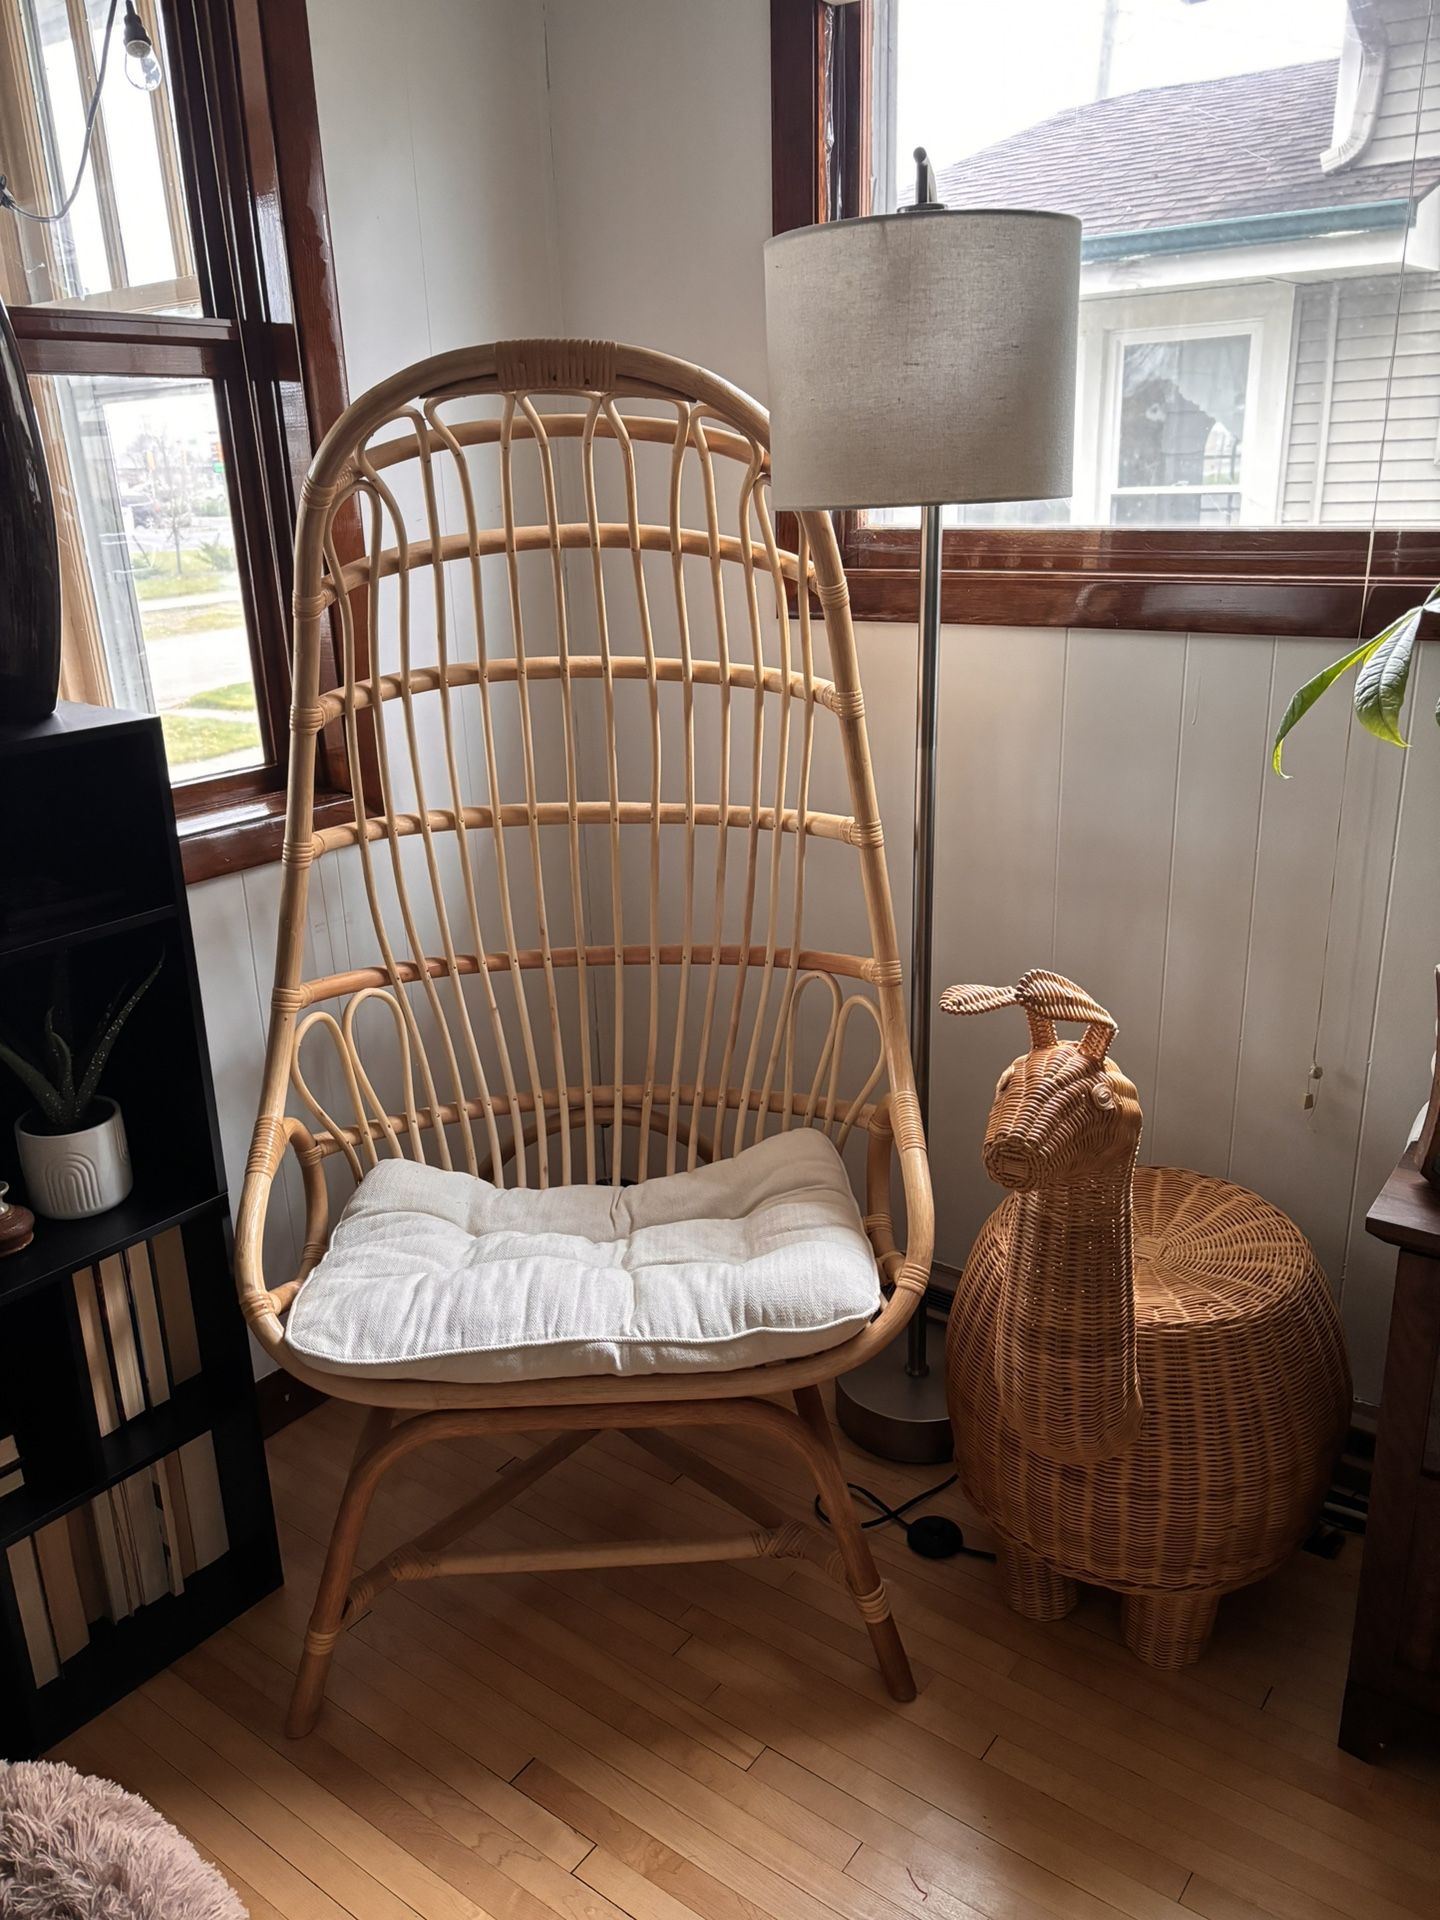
[235,339,931,1732]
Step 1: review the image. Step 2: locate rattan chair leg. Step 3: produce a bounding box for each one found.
[792,1386,916,1702]
[1121,1588,1222,1668]
[287,1407,392,1736]
[996,1533,1077,1621]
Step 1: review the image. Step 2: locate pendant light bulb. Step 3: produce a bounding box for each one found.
[122,5,163,90]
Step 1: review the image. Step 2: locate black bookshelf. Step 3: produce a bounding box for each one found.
[0,704,280,1757]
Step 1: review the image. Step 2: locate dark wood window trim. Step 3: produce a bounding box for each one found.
[770,0,1440,642]
[5,0,361,885]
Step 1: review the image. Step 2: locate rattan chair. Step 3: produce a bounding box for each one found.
[235,339,931,1734]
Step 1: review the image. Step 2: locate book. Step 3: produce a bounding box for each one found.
[6,1536,58,1687]
[124,1240,171,1408]
[73,1269,119,1435]
[154,1457,187,1597]
[150,1229,201,1384]
[159,1450,196,1582]
[117,1469,169,1607]
[0,1435,21,1499]
[177,1434,228,1571]
[97,1254,146,1421]
[66,1506,110,1626]
[32,1518,89,1662]
[89,1494,134,1623]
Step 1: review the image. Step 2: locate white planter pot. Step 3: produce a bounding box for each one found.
[15,1099,132,1220]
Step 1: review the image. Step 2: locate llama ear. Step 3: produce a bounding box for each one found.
[940,982,1056,1050]
[1015,969,1116,1060]
[938,984,1019,1019]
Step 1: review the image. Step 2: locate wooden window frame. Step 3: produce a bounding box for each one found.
[770,0,1440,639]
[5,0,364,883]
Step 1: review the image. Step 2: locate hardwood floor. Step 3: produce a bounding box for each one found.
[52,1396,1440,1920]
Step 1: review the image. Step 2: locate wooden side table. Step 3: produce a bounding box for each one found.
[1339,1155,1440,1761]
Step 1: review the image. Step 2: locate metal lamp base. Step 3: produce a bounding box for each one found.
[835,1322,953,1464]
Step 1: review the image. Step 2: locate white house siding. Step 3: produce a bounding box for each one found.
[1281,270,1440,524]
[1359,2,1440,172]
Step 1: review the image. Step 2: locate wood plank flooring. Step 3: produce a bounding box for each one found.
[52,1397,1440,1920]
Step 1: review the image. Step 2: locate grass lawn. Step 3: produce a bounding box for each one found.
[161,709,261,768]
[176,680,257,712]
[135,565,230,601]
[141,602,245,639]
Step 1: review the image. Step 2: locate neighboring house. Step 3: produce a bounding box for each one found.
[932,0,1440,529]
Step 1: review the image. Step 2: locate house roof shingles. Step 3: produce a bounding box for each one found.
[930,60,1440,236]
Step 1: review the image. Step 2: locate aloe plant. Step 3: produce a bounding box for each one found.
[0,954,162,1134]
[1272,584,1440,775]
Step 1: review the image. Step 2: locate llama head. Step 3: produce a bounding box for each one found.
[940,968,1141,1192]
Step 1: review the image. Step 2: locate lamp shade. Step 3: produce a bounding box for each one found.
[763,209,1081,511]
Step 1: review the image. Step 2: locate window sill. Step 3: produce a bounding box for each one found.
[178,789,354,886]
[839,565,1437,638]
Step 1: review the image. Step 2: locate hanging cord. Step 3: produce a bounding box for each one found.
[813,1472,996,1561]
[0,0,122,225]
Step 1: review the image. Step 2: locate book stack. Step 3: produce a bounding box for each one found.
[71,1227,202,1430]
[5,1228,229,1688]
[7,1437,230,1685]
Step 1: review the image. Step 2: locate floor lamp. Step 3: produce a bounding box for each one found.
[763,155,1080,1462]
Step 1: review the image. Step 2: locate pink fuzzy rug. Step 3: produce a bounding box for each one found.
[0,1761,244,1920]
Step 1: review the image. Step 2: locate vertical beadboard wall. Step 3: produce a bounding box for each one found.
[926,625,1440,1402]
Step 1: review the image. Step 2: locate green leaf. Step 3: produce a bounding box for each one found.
[1355,604,1420,747]
[1271,634,1384,776]
[74,954,163,1118]
[42,1007,74,1105]
[0,1037,65,1126]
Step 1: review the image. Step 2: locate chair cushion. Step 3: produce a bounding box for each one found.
[284,1129,882,1384]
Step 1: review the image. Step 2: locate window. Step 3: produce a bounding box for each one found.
[0,0,355,877]
[772,0,1440,637]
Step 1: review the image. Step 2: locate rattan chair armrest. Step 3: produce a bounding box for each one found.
[235,1113,330,1353]
[861,1090,934,1349]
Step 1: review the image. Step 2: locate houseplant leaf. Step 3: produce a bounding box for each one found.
[1272,634,1384,776]
[42,1006,75,1112]
[1354,603,1422,748]
[0,1037,65,1128]
[73,954,163,1119]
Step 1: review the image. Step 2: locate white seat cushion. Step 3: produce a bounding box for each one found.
[284,1129,882,1384]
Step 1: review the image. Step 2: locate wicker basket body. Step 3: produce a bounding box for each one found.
[941,972,1352,1666]
[950,1163,1350,1592]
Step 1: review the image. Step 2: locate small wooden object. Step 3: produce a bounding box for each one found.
[942,969,1351,1666]
[0,1184,33,1258]
[236,338,934,1736]
[1339,1154,1440,1759]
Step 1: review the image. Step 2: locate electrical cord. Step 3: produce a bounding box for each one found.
[813,1473,997,1562]
[0,0,121,225]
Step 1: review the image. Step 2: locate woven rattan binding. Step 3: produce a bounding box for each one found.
[941,969,1351,1666]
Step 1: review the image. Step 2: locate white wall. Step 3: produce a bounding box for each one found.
[193,0,1438,1404]
[189,0,563,1372]
[543,0,773,398]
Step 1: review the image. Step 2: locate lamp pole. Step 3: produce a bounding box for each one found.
[763,150,1080,1462]
[907,498,943,1378]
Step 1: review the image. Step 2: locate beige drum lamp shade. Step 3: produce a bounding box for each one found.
[763,209,1082,512]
